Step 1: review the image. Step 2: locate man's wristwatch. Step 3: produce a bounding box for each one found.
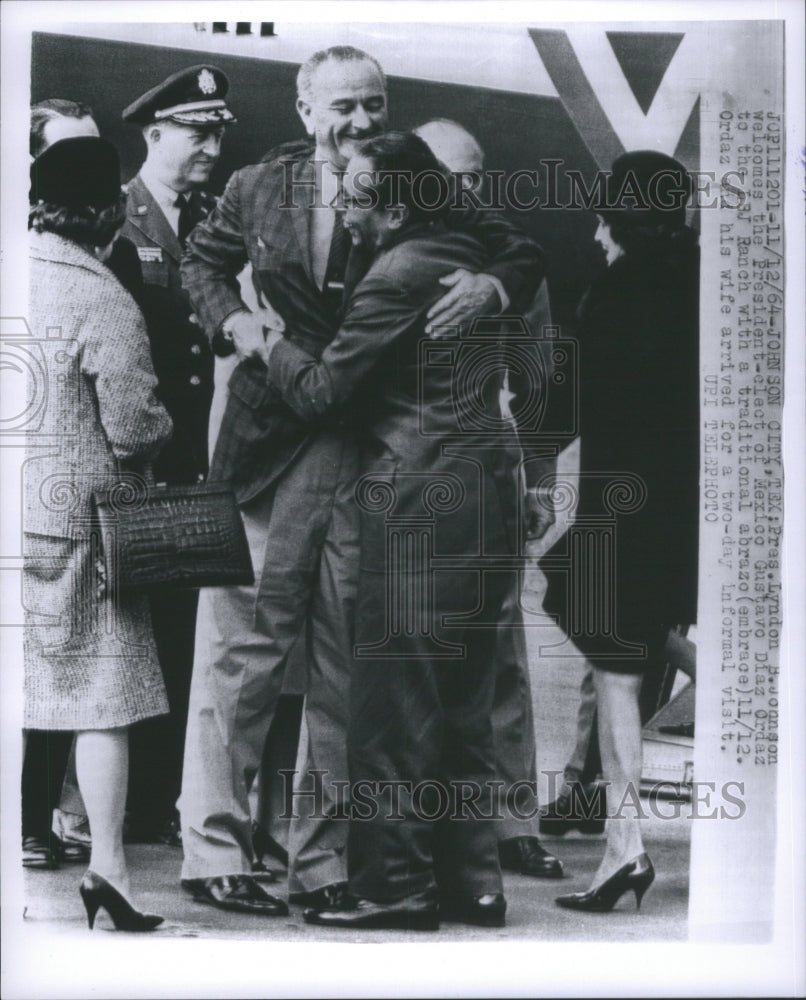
[211,329,235,358]
[212,310,245,358]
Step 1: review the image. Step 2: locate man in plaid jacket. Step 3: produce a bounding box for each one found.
[178,44,544,916]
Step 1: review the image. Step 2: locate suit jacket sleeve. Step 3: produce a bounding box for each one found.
[444,195,544,310]
[79,285,173,461]
[265,277,420,423]
[180,170,250,335]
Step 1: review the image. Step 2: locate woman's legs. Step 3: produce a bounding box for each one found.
[590,667,644,889]
[75,727,130,896]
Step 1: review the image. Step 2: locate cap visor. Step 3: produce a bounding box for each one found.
[168,108,237,125]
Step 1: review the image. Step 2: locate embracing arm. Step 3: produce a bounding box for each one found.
[457,206,545,308]
[426,198,545,331]
[264,278,421,423]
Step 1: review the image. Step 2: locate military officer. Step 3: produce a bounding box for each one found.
[119,66,237,845]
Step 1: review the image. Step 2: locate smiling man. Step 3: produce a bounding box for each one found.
[121,65,235,487]
[260,131,522,929]
[116,66,236,853]
[297,49,388,171]
[178,45,543,918]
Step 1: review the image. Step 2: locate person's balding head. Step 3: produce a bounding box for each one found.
[30,99,98,159]
[414,119,484,177]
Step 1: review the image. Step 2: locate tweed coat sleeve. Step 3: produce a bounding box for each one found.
[181,169,251,335]
[79,278,173,461]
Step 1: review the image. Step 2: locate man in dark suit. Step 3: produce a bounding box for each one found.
[178,45,542,916]
[414,118,567,879]
[261,130,526,929]
[118,67,236,846]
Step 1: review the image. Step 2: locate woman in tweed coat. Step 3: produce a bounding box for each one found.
[26,137,173,929]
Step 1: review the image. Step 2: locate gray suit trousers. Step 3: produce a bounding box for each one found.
[491,579,542,839]
[179,431,359,891]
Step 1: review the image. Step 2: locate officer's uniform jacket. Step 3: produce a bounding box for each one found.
[122,173,216,484]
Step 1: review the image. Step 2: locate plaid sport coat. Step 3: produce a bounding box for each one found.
[181,153,344,501]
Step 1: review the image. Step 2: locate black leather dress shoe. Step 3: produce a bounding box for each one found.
[181,875,288,915]
[498,837,565,878]
[302,894,439,931]
[290,881,349,909]
[124,815,182,847]
[540,782,607,837]
[440,892,507,927]
[658,722,694,738]
[153,817,182,847]
[55,836,90,864]
[539,783,606,837]
[22,835,60,870]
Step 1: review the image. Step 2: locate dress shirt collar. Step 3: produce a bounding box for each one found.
[138,166,187,220]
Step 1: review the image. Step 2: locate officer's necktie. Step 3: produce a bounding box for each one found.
[175,193,193,247]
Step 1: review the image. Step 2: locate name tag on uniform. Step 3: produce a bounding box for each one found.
[137,247,163,263]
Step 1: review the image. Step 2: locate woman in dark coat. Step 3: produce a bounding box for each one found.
[26,137,173,929]
[544,150,699,912]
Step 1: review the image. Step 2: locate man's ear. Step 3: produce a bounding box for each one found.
[144,124,161,145]
[296,97,315,137]
[387,204,408,230]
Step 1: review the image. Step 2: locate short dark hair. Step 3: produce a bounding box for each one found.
[29,195,126,246]
[30,98,95,158]
[352,130,448,224]
[297,45,386,102]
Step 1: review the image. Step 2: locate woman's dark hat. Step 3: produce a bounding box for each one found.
[599,150,692,229]
[30,136,121,210]
[122,65,236,126]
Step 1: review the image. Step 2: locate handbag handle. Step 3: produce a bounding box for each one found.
[115,459,157,490]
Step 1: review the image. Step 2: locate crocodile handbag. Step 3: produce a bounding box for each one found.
[93,473,253,591]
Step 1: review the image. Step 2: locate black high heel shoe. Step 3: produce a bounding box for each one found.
[555,853,655,912]
[79,871,164,931]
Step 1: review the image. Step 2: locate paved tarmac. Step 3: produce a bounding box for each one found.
[20,815,689,944]
[14,443,693,965]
